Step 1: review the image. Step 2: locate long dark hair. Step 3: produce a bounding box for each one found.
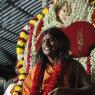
[37,27,70,68]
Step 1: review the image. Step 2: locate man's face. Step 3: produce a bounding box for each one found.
[42,33,60,57]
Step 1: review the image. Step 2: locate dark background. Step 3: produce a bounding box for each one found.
[0,0,51,80]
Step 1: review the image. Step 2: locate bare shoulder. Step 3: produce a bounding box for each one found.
[68,59,86,75]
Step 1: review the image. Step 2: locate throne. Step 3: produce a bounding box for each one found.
[62,21,95,82]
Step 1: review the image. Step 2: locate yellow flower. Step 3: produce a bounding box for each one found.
[37,14,43,20]
[14,85,22,92]
[16,48,24,54]
[18,60,23,64]
[12,92,18,95]
[18,74,26,80]
[19,68,26,74]
[42,8,48,15]
[29,20,36,25]
[17,40,26,46]
[16,60,23,67]
[20,32,28,40]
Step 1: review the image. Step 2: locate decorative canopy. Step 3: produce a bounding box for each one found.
[63,21,95,57]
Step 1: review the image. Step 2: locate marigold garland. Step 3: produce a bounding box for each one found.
[12,8,48,95]
[13,29,29,95]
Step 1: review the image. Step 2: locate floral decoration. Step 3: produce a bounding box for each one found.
[12,8,48,95]
[43,0,94,30]
[74,47,95,82]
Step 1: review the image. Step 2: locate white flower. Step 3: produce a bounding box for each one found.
[43,0,94,30]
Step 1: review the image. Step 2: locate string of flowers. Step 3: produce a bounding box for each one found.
[30,19,43,67]
[26,23,34,73]
[90,48,95,82]
[25,8,48,69]
[13,27,29,95]
[12,8,48,95]
[74,47,95,81]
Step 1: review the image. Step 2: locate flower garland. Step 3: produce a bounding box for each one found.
[90,48,95,82]
[74,47,95,82]
[42,0,94,31]
[12,0,95,94]
[26,23,34,73]
[12,8,48,95]
[30,58,66,95]
[13,27,29,95]
[30,19,44,68]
